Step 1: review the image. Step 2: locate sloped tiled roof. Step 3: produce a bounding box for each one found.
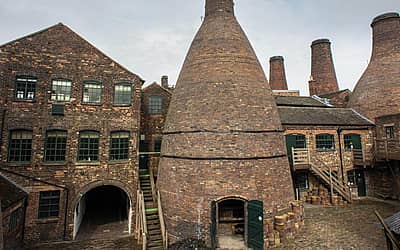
[0,174,27,211]
[275,96,330,108]
[319,89,351,99]
[385,211,400,235]
[278,106,374,126]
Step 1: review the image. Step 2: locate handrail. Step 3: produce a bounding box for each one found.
[149,168,157,203]
[291,148,351,202]
[139,191,148,250]
[158,190,168,249]
[375,210,400,249]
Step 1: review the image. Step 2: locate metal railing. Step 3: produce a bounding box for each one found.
[376,139,400,161]
[375,210,400,250]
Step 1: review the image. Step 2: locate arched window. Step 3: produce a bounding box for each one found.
[114,83,132,105]
[78,131,100,162]
[344,134,362,151]
[316,134,335,151]
[45,130,67,162]
[109,131,130,160]
[8,130,33,162]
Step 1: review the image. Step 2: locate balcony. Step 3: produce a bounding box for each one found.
[376,139,400,161]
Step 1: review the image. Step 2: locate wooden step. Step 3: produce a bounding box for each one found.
[149,230,162,236]
[149,235,163,241]
[147,224,161,230]
[148,246,164,250]
[148,240,163,248]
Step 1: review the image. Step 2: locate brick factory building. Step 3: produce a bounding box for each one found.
[0,23,143,244]
[0,1,399,250]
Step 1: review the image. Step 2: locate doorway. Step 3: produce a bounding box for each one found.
[211,199,263,249]
[355,170,366,197]
[73,185,130,240]
[285,134,307,165]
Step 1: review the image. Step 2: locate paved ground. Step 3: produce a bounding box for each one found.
[273,198,399,250]
[26,198,399,250]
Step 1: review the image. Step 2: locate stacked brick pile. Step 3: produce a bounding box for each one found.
[305,185,348,206]
[264,201,305,247]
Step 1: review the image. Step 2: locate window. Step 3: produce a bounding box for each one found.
[295,172,309,189]
[15,76,37,101]
[82,82,102,104]
[316,134,335,151]
[148,96,162,114]
[45,130,67,162]
[9,209,19,232]
[78,131,100,162]
[110,131,130,161]
[386,126,394,139]
[8,130,33,162]
[114,84,132,105]
[347,170,356,186]
[51,79,72,102]
[154,138,162,153]
[38,191,60,219]
[344,134,362,151]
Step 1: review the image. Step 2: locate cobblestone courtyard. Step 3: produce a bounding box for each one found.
[26,198,399,250]
[274,198,399,250]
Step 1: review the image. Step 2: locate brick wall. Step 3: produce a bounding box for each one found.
[140,83,171,175]
[0,23,142,243]
[348,13,400,122]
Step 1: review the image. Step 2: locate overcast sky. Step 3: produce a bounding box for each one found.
[0,0,398,95]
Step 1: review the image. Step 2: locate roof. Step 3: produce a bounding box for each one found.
[0,174,28,211]
[142,82,173,95]
[278,107,375,126]
[385,211,400,235]
[0,23,144,83]
[319,89,351,99]
[275,96,330,108]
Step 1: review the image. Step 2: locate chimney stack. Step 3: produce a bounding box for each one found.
[205,0,234,17]
[371,12,400,60]
[308,39,339,96]
[269,56,288,90]
[161,75,169,88]
[348,12,400,121]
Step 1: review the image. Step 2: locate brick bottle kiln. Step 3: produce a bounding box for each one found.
[348,12,400,121]
[157,0,303,248]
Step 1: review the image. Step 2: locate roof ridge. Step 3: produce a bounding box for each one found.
[143,82,173,94]
[0,23,145,84]
[350,108,375,125]
[0,23,63,48]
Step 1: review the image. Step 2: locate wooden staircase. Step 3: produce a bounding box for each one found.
[136,169,167,250]
[292,148,352,203]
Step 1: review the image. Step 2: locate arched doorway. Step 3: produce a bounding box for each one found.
[73,185,131,240]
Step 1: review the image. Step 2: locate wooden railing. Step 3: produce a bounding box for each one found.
[376,139,400,161]
[136,190,148,250]
[149,168,157,203]
[291,148,352,203]
[352,147,375,167]
[157,191,168,249]
[292,148,310,168]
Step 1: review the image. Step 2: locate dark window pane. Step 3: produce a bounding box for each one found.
[8,130,33,162]
[78,131,100,161]
[38,191,60,219]
[316,134,335,151]
[148,96,162,114]
[45,130,67,162]
[110,132,130,160]
[15,76,37,100]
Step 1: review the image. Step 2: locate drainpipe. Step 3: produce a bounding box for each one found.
[337,128,345,184]
[63,189,69,241]
[0,109,5,150]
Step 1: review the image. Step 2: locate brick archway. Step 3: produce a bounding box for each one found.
[72,180,133,240]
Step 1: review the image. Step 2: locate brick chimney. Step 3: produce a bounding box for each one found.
[161,75,168,89]
[269,56,288,90]
[348,12,400,121]
[205,0,234,17]
[308,39,339,96]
